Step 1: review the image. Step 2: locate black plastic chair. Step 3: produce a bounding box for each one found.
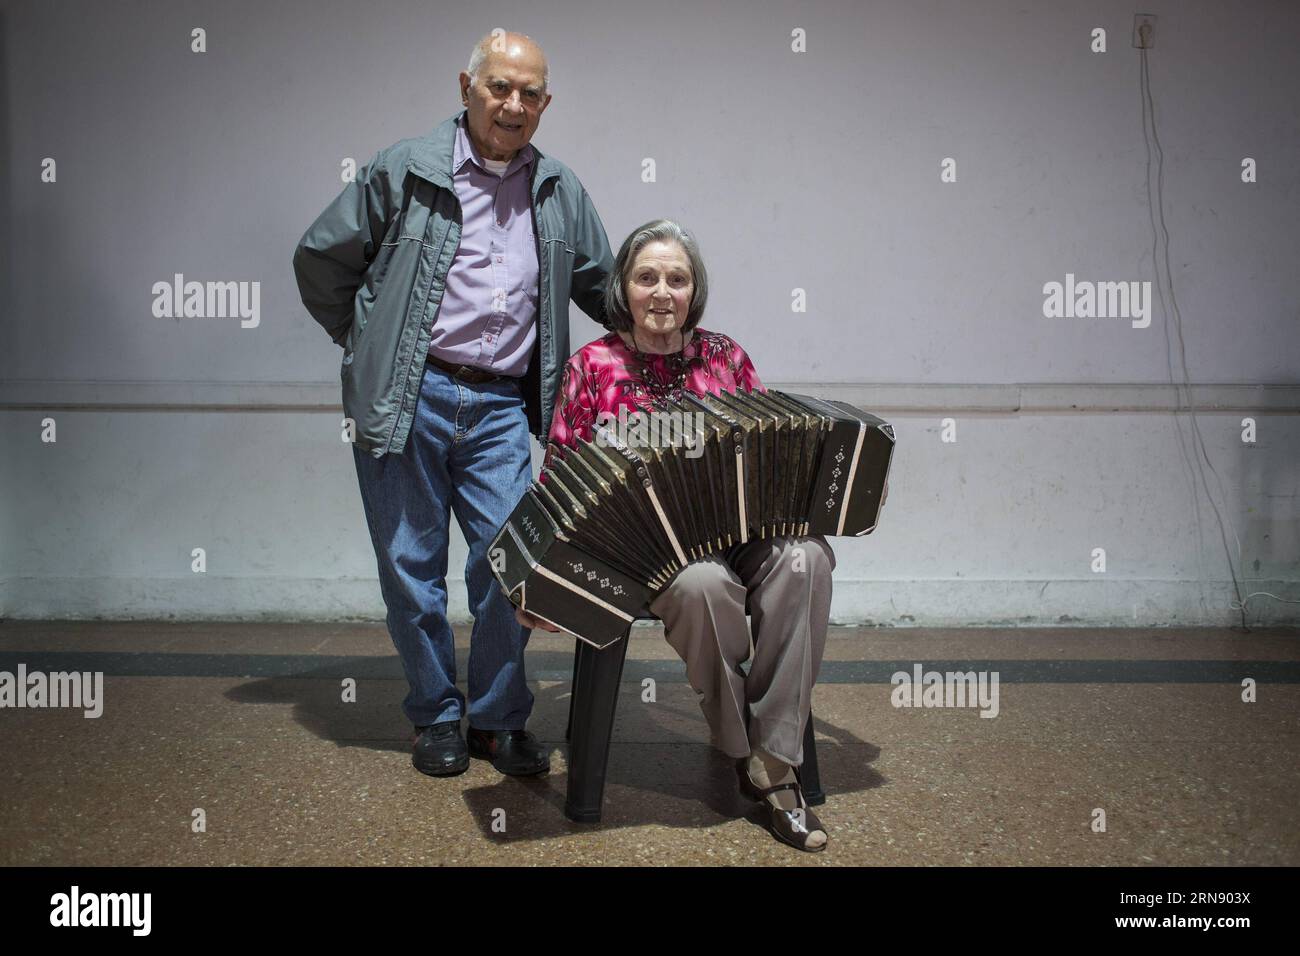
[562,613,825,823]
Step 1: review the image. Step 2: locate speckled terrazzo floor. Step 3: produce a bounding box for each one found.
[1,622,1296,866]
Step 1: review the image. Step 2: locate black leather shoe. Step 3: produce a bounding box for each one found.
[467,727,551,776]
[412,720,469,777]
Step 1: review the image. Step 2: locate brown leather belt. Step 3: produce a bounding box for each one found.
[425,352,511,385]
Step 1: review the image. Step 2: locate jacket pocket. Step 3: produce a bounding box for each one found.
[548,240,575,319]
[349,237,420,376]
[397,176,435,241]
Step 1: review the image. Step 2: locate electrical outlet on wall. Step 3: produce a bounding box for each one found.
[1133,14,1157,49]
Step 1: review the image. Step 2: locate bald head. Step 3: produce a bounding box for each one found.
[467,30,549,91]
[459,30,553,162]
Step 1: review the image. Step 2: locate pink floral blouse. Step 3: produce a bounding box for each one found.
[543,328,764,472]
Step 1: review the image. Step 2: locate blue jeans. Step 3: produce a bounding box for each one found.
[352,359,534,730]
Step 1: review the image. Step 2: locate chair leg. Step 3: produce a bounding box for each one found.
[743,698,827,807]
[564,629,632,823]
[798,712,826,807]
[564,639,580,743]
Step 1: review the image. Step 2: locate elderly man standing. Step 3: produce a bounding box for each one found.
[293,32,614,777]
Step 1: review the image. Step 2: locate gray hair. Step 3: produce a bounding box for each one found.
[605,219,709,336]
[467,33,550,90]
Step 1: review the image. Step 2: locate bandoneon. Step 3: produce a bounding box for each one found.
[490,389,895,648]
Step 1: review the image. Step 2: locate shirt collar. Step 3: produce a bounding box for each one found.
[454,113,535,177]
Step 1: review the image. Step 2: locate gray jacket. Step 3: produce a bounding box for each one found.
[293,110,614,457]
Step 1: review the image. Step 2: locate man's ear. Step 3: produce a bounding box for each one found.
[458,71,471,103]
[539,92,553,115]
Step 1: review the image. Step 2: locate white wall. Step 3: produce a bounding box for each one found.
[2,0,1297,625]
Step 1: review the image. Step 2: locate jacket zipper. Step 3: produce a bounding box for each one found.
[529,170,546,432]
[529,169,561,436]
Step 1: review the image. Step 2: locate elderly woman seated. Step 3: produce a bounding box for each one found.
[519,218,859,852]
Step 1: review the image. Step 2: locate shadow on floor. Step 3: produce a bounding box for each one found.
[224,654,883,841]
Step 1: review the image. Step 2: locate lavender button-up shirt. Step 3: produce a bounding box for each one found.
[426,115,540,377]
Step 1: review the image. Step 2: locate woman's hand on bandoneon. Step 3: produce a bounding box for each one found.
[516,606,561,632]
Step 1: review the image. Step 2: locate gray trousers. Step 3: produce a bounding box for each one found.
[648,535,835,766]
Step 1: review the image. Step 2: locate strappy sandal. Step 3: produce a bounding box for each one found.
[735,759,828,852]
